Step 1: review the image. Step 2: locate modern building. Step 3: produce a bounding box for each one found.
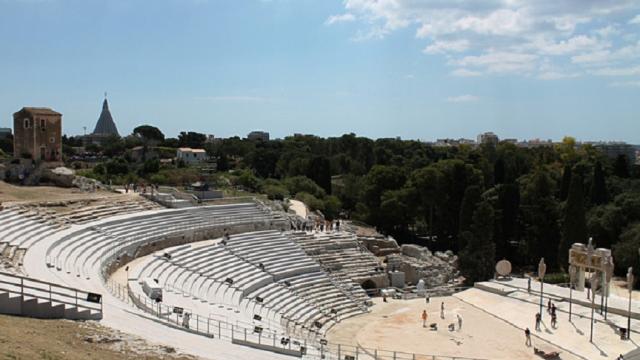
[247,131,269,141]
[84,96,120,145]
[177,147,208,164]
[0,127,11,139]
[13,107,62,161]
[477,132,499,146]
[593,142,637,164]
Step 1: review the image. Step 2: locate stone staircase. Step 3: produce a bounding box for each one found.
[0,271,102,320]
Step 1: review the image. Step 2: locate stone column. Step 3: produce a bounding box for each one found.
[576,267,586,291]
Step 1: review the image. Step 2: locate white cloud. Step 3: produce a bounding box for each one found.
[453,51,539,74]
[424,39,470,54]
[572,41,640,65]
[450,68,482,77]
[538,71,580,80]
[609,80,640,87]
[325,13,356,26]
[630,14,640,24]
[446,94,479,103]
[595,25,620,37]
[532,35,605,56]
[592,65,640,76]
[337,0,640,80]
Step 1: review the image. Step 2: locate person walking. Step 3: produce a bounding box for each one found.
[547,299,552,314]
[441,302,445,319]
[457,314,463,330]
[551,313,557,328]
[525,328,532,347]
[422,310,428,328]
[535,313,541,331]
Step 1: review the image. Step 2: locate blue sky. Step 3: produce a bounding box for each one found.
[0,0,639,143]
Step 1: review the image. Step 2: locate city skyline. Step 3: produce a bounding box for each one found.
[1,0,639,142]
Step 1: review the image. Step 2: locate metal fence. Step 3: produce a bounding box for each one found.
[103,277,488,360]
[0,271,102,317]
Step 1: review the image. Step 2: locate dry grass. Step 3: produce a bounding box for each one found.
[0,180,114,204]
[0,314,198,360]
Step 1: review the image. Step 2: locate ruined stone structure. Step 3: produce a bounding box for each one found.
[13,107,62,162]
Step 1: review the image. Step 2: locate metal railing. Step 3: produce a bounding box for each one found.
[103,278,307,356]
[103,275,488,360]
[0,271,102,317]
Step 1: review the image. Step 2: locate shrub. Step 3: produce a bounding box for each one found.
[284,176,326,199]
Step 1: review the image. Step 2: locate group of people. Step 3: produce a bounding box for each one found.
[294,219,341,233]
[527,299,560,347]
[420,301,463,331]
[124,182,159,195]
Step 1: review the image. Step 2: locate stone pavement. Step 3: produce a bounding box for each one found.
[456,286,639,359]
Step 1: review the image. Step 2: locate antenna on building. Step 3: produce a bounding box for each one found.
[83,126,87,136]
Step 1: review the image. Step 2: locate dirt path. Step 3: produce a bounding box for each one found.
[288,199,308,219]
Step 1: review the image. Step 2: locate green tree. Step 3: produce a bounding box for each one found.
[519,168,561,267]
[283,176,326,199]
[178,131,207,148]
[590,161,608,205]
[612,223,640,282]
[559,164,572,201]
[458,185,482,234]
[559,172,588,269]
[307,156,332,195]
[323,195,342,220]
[409,166,444,237]
[614,155,630,178]
[459,201,496,284]
[133,125,165,144]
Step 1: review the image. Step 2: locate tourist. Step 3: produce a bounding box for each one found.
[183,312,191,329]
[441,302,445,319]
[551,303,556,317]
[551,313,557,328]
[457,314,463,330]
[422,310,428,327]
[547,299,552,314]
[525,328,532,346]
[425,295,430,304]
[383,294,387,303]
[535,313,541,331]
[527,277,531,293]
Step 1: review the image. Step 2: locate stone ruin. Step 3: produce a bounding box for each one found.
[357,233,460,289]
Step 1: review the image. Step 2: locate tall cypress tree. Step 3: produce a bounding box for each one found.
[559,172,588,268]
[459,200,496,284]
[590,161,608,205]
[559,164,572,201]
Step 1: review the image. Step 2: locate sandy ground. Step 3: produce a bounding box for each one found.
[0,314,198,360]
[0,180,115,203]
[328,296,581,360]
[288,199,308,218]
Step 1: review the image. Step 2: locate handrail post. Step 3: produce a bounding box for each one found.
[20,278,24,314]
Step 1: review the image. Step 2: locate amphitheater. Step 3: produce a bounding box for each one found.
[2,191,640,360]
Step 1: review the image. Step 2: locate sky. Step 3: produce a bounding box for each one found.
[0,0,639,143]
